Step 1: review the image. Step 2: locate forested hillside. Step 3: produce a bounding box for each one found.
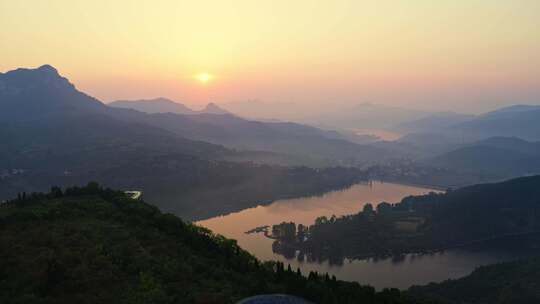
[0,184,427,304]
[409,258,540,304]
[268,175,540,261]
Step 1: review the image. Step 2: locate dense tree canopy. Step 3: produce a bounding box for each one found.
[410,258,540,304]
[269,175,540,262]
[0,183,429,304]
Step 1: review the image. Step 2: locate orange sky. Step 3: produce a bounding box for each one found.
[1,0,540,113]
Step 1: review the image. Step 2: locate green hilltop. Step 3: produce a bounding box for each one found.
[0,183,424,304]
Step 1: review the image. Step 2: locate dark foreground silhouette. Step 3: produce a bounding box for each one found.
[0,183,425,304]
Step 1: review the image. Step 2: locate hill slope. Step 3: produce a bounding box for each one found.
[425,137,540,178]
[394,112,474,133]
[0,65,371,220]
[0,65,106,120]
[109,98,196,114]
[132,112,391,166]
[409,257,540,304]
[0,184,422,304]
[453,105,540,141]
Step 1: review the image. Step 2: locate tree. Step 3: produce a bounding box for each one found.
[363,203,374,214]
[50,186,63,198]
[315,216,328,226]
[297,224,307,242]
[376,202,392,215]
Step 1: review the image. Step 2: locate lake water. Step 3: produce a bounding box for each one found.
[197,182,538,289]
[350,128,402,141]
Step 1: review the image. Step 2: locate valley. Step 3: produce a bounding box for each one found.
[2,65,540,303]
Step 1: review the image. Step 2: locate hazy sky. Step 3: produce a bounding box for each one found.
[1,0,540,113]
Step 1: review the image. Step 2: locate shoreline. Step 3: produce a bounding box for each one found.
[273,230,540,263]
[375,178,449,192]
[196,179,444,223]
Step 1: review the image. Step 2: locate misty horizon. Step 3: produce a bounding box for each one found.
[2,63,539,115]
[3,63,539,119]
[3,1,540,114]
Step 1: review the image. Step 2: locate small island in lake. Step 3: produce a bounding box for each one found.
[265,175,540,264]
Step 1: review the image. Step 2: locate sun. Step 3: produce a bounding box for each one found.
[195,72,213,84]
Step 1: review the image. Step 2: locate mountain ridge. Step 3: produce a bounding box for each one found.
[109,98,231,115]
[0,64,106,120]
[0,65,376,219]
[109,97,196,114]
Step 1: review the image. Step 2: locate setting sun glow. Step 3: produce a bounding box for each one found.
[195,72,213,84]
[1,1,540,111]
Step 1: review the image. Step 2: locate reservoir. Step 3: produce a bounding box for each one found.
[197,182,538,289]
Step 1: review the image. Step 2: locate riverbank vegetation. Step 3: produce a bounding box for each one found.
[268,175,540,263]
[409,257,540,303]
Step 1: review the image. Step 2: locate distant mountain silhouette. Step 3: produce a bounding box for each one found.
[222,101,431,130]
[130,110,392,166]
[301,102,428,129]
[452,105,540,141]
[480,104,540,118]
[0,65,224,154]
[109,98,196,114]
[0,64,106,120]
[391,104,540,143]
[425,137,540,177]
[473,136,540,154]
[2,65,392,167]
[219,100,308,121]
[0,65,382,219]
[106,101,391,166]
[394,112,474,133]
[201,102,229,114]
[109,99,231,115]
